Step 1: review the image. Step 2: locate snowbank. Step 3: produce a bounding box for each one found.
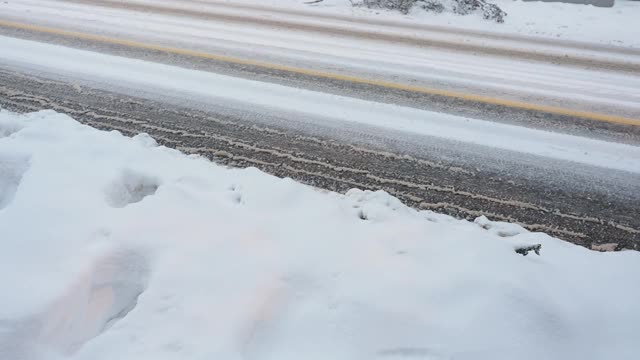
[0,110,639,359]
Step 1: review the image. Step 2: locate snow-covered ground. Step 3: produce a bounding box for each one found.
[1,109,639,359]
[225,0,640,48]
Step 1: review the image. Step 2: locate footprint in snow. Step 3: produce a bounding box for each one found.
[0,249,150,357]
[0,154,30,211]
[0,117,24,139]
[105,169,160,208]
[227,184,243,204]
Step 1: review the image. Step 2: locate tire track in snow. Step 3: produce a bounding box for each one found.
[1,69,638,250]
[2,22,639,145]
[27,0,640,73]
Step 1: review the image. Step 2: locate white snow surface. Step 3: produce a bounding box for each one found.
[3,0,640,119]
[1,109,639,359]
[246,0,640,48]
[2,36,639,174]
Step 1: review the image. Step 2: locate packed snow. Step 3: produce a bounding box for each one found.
[2,36,639,174]
[179,0,640,48]
[3,1,640,122]
[1,109,639,359]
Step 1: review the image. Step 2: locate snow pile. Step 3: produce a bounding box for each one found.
[1,110,639,360]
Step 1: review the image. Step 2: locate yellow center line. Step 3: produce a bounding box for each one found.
[1,19,638,127]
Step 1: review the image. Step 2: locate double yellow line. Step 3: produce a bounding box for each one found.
[1,19,638,127]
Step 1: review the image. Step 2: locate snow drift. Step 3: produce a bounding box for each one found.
[0,110,639,360]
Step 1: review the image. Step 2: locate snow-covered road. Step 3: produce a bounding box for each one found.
[1,2,640,358]
[1,0,640,118]
[1,35,639,173]
[0,0,639,247]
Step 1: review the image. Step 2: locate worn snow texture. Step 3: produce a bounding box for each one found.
[350,0,507,22]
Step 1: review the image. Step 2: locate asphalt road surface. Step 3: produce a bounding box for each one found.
[1,0,639,250]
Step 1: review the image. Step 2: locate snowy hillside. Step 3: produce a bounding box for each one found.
[1,110,639,359]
